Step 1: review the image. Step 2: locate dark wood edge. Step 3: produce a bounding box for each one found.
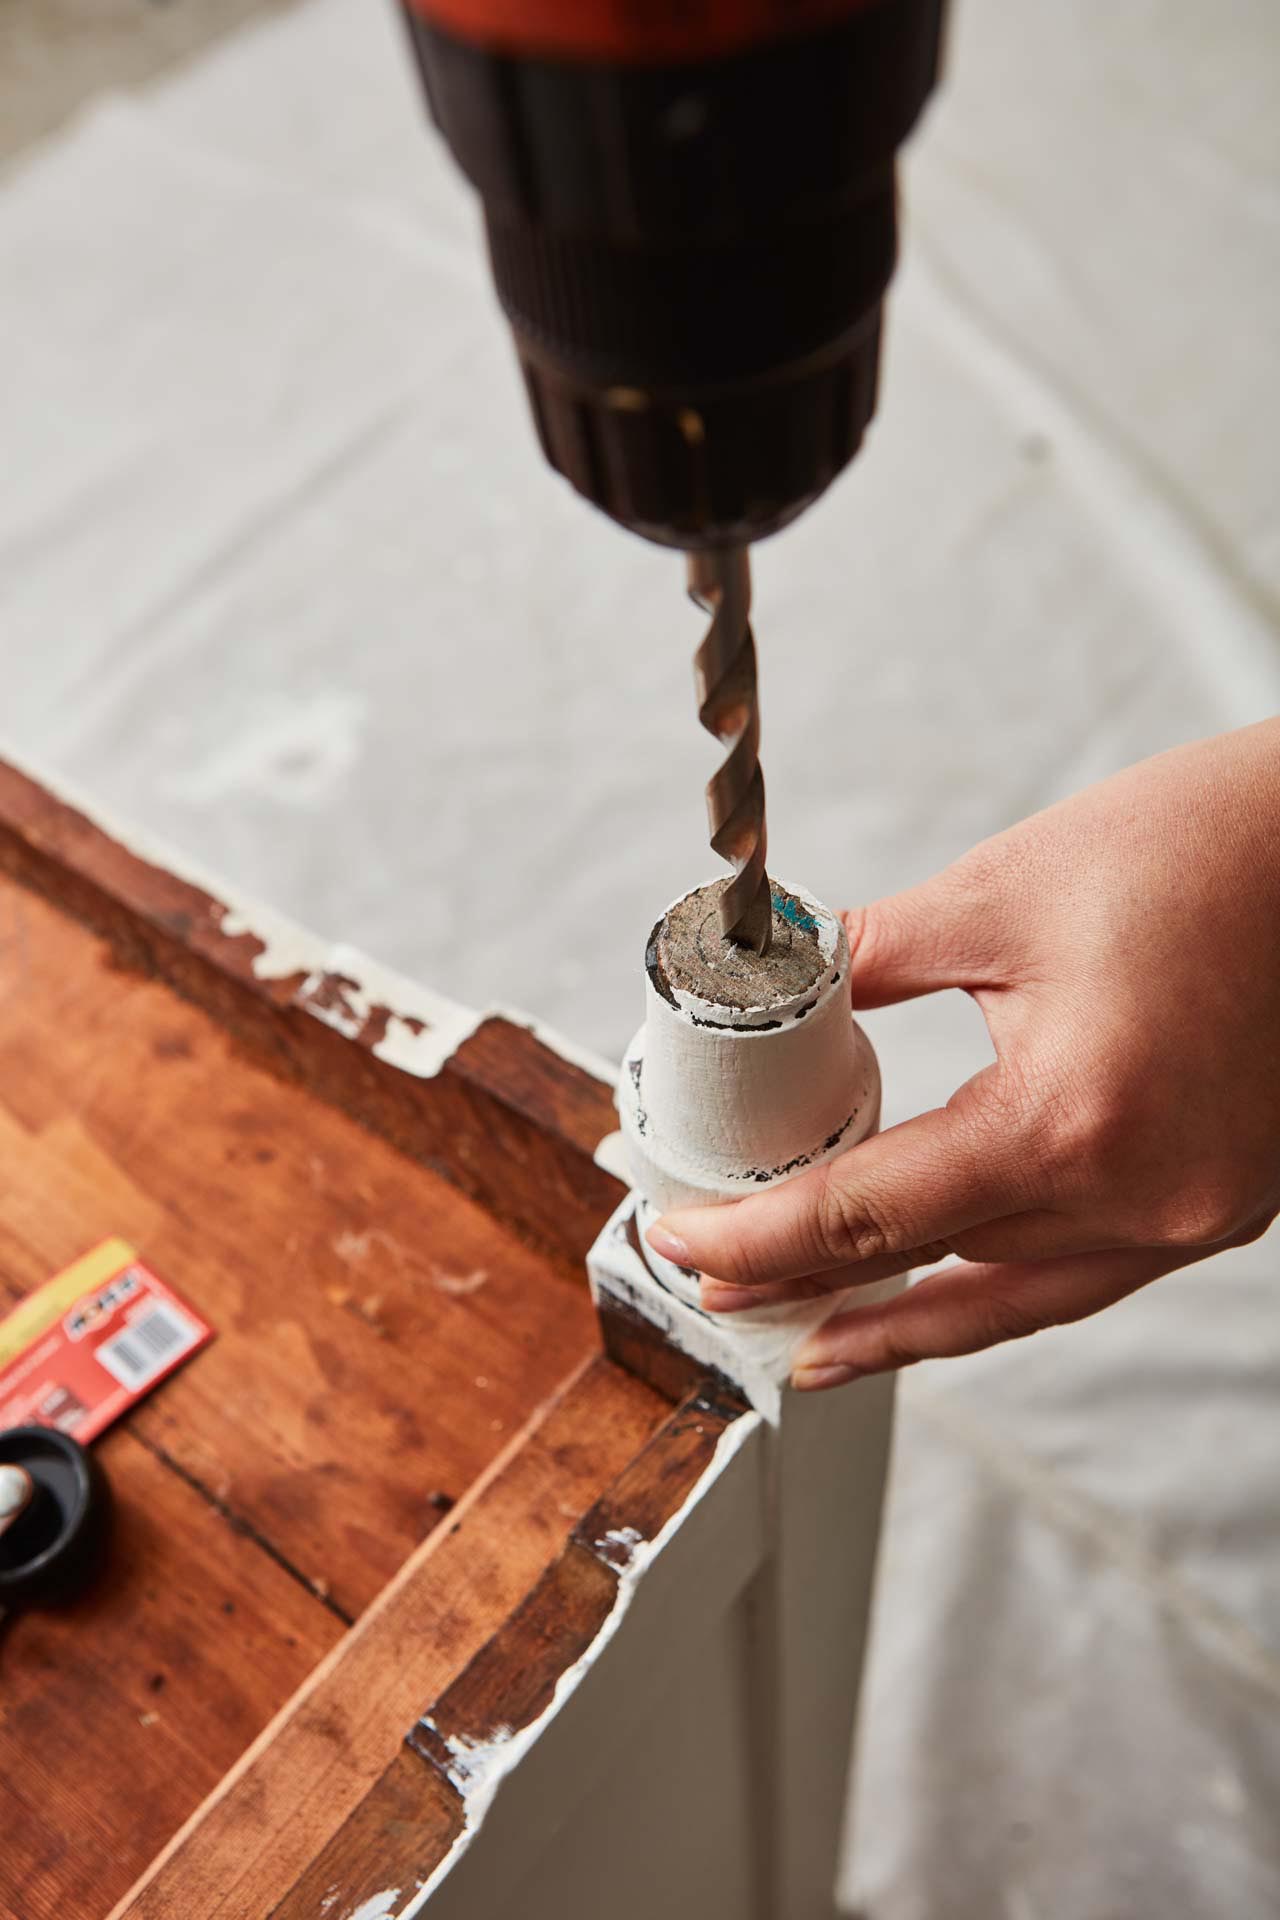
[268,1381,749,1918]
[592,1199,747,1406]
[266,1750,465,1920]
[0,759,624,1266]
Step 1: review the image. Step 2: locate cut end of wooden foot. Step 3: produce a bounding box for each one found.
[652,877,828,1013]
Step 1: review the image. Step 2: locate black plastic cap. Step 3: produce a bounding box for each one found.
[0,1426,111,1610]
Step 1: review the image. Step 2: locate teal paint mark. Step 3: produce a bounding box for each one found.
[771,889,820,936]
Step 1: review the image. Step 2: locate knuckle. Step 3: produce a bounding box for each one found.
[948,1065,1053,1209]
[813,1161,896,1267]
[1017,1074,1141,1219]
[1023,1080,1113,1194]
[857,1319,926,1376]
[973,1287,1046,1349]
[714,1236,767,1288]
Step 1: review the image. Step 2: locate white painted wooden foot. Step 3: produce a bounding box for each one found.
[583,876,902,1919]
[588,1197,898,1920]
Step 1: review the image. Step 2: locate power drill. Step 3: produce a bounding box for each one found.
[401,0,947,950]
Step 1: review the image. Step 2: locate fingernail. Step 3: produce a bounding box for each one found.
[700,1281,759,1314]
[646,1221,691,1266]
[790,1363,863,1393]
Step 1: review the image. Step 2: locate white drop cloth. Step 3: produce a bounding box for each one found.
[1,2,1277,1914]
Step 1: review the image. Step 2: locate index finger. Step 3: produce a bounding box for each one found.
[646,1102,1031,1290]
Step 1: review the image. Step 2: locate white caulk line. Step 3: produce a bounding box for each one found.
[395,1409,763,1919]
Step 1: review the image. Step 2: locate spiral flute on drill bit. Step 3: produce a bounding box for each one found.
[687,548,772,955]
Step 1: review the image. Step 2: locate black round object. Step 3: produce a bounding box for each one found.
[404,0,947,547]
[0,1427,111,1609]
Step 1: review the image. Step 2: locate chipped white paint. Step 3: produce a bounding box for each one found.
[297,941,482,1077]
[332,1228,405,1268]
[619,880,880,1213]
[4,746,345,983]
[395,1410,763,1919]
[344,1890,403,1920]
[330,1232,488,1297]
[594,1524,645,1573]
[3,749,623,1102]
[420,1722,518,1795]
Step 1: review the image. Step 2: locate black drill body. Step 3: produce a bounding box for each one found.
[403,0,947,552]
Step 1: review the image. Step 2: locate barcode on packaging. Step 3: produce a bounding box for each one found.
[0,1240,215,1442]
[97,1300,201,1390]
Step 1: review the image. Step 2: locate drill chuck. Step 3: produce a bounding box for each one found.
[404,0,946,550]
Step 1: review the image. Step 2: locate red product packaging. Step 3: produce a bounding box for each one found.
[0,1238,214,1442]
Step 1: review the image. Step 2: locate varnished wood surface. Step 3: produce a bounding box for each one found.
[125,1377,746,1920]
[117,1357,673,1920]
[0,835,622,1917]
[0,760,626,1267]
[0,874,602,1606]
[0,1427,341,1920]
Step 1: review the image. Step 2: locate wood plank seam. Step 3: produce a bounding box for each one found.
[129,1427,360,1629]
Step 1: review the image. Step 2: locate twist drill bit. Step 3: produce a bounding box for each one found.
[687,546,773,955]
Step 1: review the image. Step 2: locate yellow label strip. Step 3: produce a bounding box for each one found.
[0,1237,137,1369]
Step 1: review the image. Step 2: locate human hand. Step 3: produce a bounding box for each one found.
[646,721,1280,1389]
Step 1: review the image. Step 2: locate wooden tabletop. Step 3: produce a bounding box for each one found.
[0,761,639,1918]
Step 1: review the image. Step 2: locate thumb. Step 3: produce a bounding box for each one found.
[843,860,1008,1009]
